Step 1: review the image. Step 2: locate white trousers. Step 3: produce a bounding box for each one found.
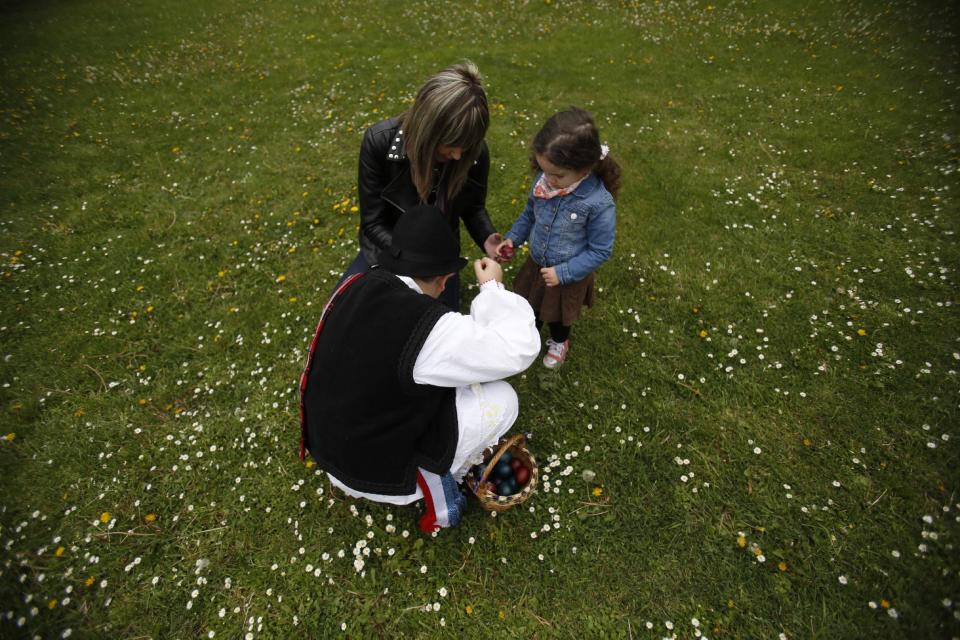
[327,380,519,505]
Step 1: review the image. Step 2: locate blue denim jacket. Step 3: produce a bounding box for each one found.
[505,173,616,285]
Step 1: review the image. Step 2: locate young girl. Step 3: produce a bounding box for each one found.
[498,107,621,369]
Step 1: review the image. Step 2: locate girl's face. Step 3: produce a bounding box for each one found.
[536,154,589,190]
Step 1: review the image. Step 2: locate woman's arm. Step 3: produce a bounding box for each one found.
[357,126,396,251]
[458,143,498,252]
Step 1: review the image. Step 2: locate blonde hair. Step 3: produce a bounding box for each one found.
[402,61,489,202]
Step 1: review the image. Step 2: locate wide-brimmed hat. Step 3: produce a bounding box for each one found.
[378,205,468,277]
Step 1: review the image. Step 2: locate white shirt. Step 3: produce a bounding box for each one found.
[403,276,541,386]
[326,275,541,504]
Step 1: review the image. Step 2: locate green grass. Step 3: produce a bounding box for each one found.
[2,0,958,638]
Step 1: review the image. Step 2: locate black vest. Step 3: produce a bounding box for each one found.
[302,269,458,495]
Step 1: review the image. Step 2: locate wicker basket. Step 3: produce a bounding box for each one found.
[465,433,538,512]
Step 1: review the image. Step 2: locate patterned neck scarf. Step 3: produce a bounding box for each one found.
[532,172,587,200]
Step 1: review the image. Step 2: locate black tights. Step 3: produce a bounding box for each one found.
[535,317,571,343]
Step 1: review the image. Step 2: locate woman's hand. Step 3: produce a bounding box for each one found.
[540,266,559,287]
[483,232,503,261]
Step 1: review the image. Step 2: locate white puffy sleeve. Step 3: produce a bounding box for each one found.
[412,281,540,387]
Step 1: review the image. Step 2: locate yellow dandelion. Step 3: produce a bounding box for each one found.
[737,535,747,548]
[498,610,506,620]
[778,561,787,572]
[880,599,890,609]
[144,513,157,523]
[85,576,95,587]
[55,546,65,557]
[73,409,84,418]
[276,274,287,283]
[699,329,709,338]
[803,437,813,447]
[591,486,604,497]
[3,432,14,442]
[138,399,147,406]
[99,512,111,523]
[350,205,359,213]
[856,328,866,336]
[48,599,57,610]
[465,605,473,615]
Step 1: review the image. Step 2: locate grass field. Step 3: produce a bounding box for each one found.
[1,0,958,638]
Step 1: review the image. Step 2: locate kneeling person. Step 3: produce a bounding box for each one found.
[300,205,540,532]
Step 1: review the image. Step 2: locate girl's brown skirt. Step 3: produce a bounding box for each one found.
[511,256,594,326]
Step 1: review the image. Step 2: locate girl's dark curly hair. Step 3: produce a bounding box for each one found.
[530,106,621,199]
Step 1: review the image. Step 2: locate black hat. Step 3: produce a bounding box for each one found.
[378,205,468,277]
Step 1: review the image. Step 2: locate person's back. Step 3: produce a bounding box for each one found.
[303,268,458,496]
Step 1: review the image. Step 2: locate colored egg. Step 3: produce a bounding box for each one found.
[493,460,513,479]
[499,451,513,464]
[510,458,524,472]
[514,465,530,486]
[497,478,517,496]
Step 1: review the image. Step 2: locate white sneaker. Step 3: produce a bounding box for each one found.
[542,339,569,369]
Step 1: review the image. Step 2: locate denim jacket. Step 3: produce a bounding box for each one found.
[505,173,616,285]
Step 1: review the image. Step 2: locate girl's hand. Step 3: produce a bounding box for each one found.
[540,266,559,287]
[483,233,503,261]
[495,238,515,263]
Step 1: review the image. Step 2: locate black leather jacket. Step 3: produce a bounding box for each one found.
[357,117,496,265]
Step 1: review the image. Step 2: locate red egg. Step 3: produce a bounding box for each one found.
[499,244,515,259]
[510,458,524,472]
[514,465,530,486]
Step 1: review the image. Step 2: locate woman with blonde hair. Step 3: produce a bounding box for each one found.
[339,61,504,309]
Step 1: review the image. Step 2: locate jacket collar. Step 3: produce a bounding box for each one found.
[386,121,407,162]
[570,172,600,198]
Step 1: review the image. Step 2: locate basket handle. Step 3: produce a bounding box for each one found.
[479,433,526,484]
